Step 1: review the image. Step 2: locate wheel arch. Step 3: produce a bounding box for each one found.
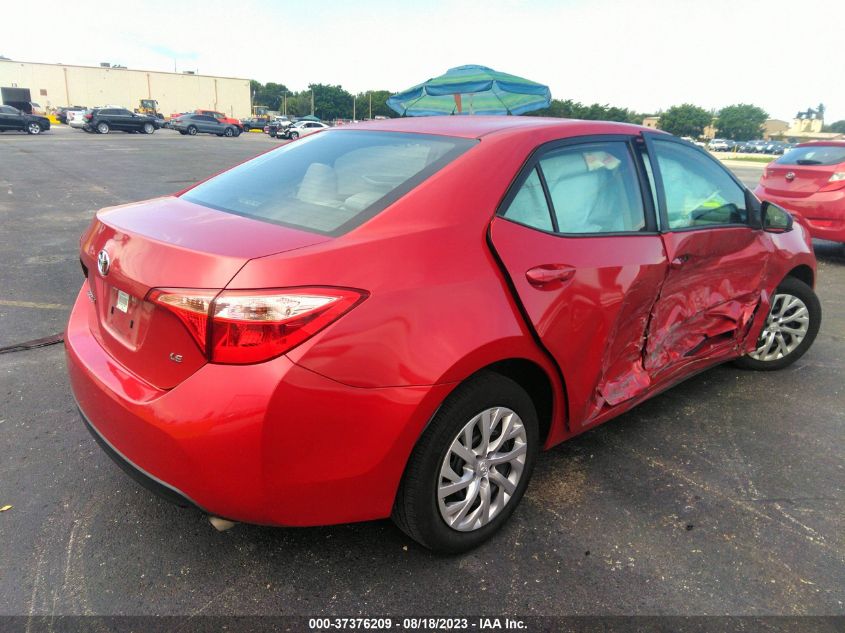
[785,264,814,289]
[433,355,564,450]
[482,358,555,448]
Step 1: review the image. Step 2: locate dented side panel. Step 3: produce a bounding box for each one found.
[489,218,668,427]
[645,227,771,375]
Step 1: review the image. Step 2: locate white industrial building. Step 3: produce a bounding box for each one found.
[0,59,251,118]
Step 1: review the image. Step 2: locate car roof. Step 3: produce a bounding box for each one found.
[796,140,845,147]
[340,115,651,140]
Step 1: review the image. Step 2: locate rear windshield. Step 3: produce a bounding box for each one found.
[776,146,845,166]
[182,130,474,235]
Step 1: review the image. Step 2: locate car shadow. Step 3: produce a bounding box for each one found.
[814,239,845,265]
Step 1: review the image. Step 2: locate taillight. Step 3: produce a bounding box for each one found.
[84,113,92,120]
[149,287,366,364]
[820,172,845,192]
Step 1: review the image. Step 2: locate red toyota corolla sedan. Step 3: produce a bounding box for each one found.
[66,117,821,553]
[755,140,845,243]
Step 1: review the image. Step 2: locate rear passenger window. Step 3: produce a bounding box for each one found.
[502,141,646,234]
[502,169,552,231]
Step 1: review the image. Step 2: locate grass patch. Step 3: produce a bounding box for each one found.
[715,154,776,164]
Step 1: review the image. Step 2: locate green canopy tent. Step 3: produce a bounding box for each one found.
[387,65,551,116]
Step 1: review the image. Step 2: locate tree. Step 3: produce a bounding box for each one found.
[526,99,643,123]
[715,104,768,140]
[826,120,845,134]
[352,90,397,119]
[657,104,712,138]
[250,80,291,112]
[309,83,354,120]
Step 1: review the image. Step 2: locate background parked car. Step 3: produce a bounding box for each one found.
[194,109,243,132]
[708,139,732,152]
[67,108,91,128]
[55,106,86,124]
[241,117,271,132]
[0,104,51,134]
[282,120,329,139]
[83,108,159,134]
[170,114,241,137]
[755,140,845,243]
[266,118,294,137]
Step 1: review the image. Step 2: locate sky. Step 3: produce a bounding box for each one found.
[3,0,844,122]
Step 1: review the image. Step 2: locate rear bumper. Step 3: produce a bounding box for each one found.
[78,404,201,511]
[65,284,451,526]
[756,185,845,242]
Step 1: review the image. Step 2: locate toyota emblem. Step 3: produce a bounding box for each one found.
[97,249,110,276]
[785,172,796,181]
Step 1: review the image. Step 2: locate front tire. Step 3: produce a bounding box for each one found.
[142,123,155,134]
[26,122,43,135]
[735,276,821,371]
[224,127,234,137]
[289,131,299,140]
[392,372,539,553]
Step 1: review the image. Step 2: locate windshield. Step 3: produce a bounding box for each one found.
[776,146,845,166]
[182,130,476,236]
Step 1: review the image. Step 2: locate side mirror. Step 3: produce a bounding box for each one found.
[761,201,794,233]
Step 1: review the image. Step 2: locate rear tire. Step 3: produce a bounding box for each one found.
[187,125,198,136]
[96,122,110,134]
[734,276,821,371]
[392,372,539,553]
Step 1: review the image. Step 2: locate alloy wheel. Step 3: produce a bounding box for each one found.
[27,122,41,135]
[748,292,810,362]
[437,407,527,532]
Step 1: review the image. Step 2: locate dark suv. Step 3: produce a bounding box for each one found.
[84,108,159,134]
[0,105,51,135]
[170,114,241,137]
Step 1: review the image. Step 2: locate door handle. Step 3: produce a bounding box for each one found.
[670,254,690,269]
[525,264,576,287]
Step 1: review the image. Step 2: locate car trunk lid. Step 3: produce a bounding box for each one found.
[761,163,838,197]
[80,196,330,389]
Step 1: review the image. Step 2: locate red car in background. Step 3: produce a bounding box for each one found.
[755,140,845,243]
[66,118,821,553]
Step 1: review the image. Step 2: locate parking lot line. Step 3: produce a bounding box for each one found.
[0,299,69,310]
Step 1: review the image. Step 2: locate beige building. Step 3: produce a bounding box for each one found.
[763,119,789,140]
[0,60,251,118]
[642,116,659,129]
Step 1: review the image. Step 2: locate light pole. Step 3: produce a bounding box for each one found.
[352,94,356,121]
[311,88,315,116]
[369,91,372,119]
[283,91,288,117]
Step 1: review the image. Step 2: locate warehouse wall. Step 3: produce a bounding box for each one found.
[0,61,251,118]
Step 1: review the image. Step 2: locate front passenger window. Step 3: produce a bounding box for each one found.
[651,139,748,229]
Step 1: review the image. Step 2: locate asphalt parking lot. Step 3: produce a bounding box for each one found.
[0,127,843,618]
